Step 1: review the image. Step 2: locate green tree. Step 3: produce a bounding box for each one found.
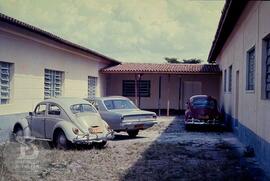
[164,57,181,63]
[182,58,202,64]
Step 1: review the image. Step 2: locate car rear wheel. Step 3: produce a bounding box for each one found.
[13,125,24,142]
[94,141,107,149]
[55,130,70,150]
[185,124,193,131]
[127,130,139,138]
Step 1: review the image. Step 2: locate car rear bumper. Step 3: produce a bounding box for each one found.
[185,119,223,125]
[119,121,157,130]
[72,131,114,144]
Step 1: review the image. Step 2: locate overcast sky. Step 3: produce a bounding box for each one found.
[0,0,224,63]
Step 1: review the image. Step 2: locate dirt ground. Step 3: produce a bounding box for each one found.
[0,116,269,181]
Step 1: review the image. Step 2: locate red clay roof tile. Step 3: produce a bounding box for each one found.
[101,63,220,74]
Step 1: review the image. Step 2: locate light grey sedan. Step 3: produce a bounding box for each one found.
[13,98,114,149]
[86,96,157,138]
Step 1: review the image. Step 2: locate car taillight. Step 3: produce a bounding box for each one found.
[105,124,112,131]
[72,128,80,135]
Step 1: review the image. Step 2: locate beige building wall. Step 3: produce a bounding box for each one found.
[216,1,270,170]
[217,1,270,142]
[107,73,220,110]
[0,24,112,115]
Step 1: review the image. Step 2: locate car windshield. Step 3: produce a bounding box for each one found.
[191,98,216,109]
[104,99,137,110]
[70,104,96,114]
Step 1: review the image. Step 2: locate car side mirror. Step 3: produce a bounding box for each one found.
[29,112,33,116]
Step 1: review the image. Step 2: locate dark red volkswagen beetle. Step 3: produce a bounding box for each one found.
[184,95,223,129]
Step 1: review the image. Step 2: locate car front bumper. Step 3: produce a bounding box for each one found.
[185,119,223,125]
[72,131,114,144]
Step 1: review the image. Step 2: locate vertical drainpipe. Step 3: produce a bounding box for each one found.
[178,76,182,112]
[138,74,142,108]
[158,76,162,116]
[135,74,138,106]
[167,74,171,116]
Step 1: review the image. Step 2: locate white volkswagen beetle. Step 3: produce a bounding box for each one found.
[12,97,114,149]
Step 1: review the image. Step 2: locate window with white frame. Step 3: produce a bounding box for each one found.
[88,76,97,98]
[123,80,151,97]
[246,48,255,91]
[265,39,270,99]
[224,69,227,92]
[228,65,232,92]
[44,69,63,99]
[0,62,12,104]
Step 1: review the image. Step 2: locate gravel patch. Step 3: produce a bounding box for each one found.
[0,116,268,181]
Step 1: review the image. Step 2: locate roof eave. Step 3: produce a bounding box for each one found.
[101,71,221,75]
[207,0,248,63]
[0,13,120,65]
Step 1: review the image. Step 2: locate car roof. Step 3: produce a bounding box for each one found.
[41,97,90,106]
[86,96,129,101]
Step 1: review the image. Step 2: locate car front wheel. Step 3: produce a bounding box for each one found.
[127,130,139,138]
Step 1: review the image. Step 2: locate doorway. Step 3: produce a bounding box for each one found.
[183,81,202,109]
[235,70,240,128]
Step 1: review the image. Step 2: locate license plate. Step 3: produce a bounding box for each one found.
[135,124,144,129]
[199,115,209,119]
[89,127,103,134]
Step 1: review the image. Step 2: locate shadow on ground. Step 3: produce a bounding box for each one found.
[120,116,268,181]
[112,134,146,141]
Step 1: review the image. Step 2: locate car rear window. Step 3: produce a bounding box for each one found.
[104,99,137,110]
[70,104,96,114]
[191,98,216,109]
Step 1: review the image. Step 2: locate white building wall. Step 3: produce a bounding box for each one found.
[217,1,270,171]
[0,25,111,116]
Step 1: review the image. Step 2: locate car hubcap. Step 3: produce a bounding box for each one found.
[58,134,66,146]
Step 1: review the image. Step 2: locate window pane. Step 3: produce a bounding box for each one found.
[70,104,96,114]
[123,80,135,97]
[0,62,11,104]
[104,100,114,110]
[35,104,46,115]
[228,66,232,92]
[44,69,63,99]
[224,69,227,92]
[48,104,61,115]
[266,57,270,65]
[122,80,151,97]
[266,39,270,99]
[267,91,270,99]
[88,76,97,98]
[246,48,255,91]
